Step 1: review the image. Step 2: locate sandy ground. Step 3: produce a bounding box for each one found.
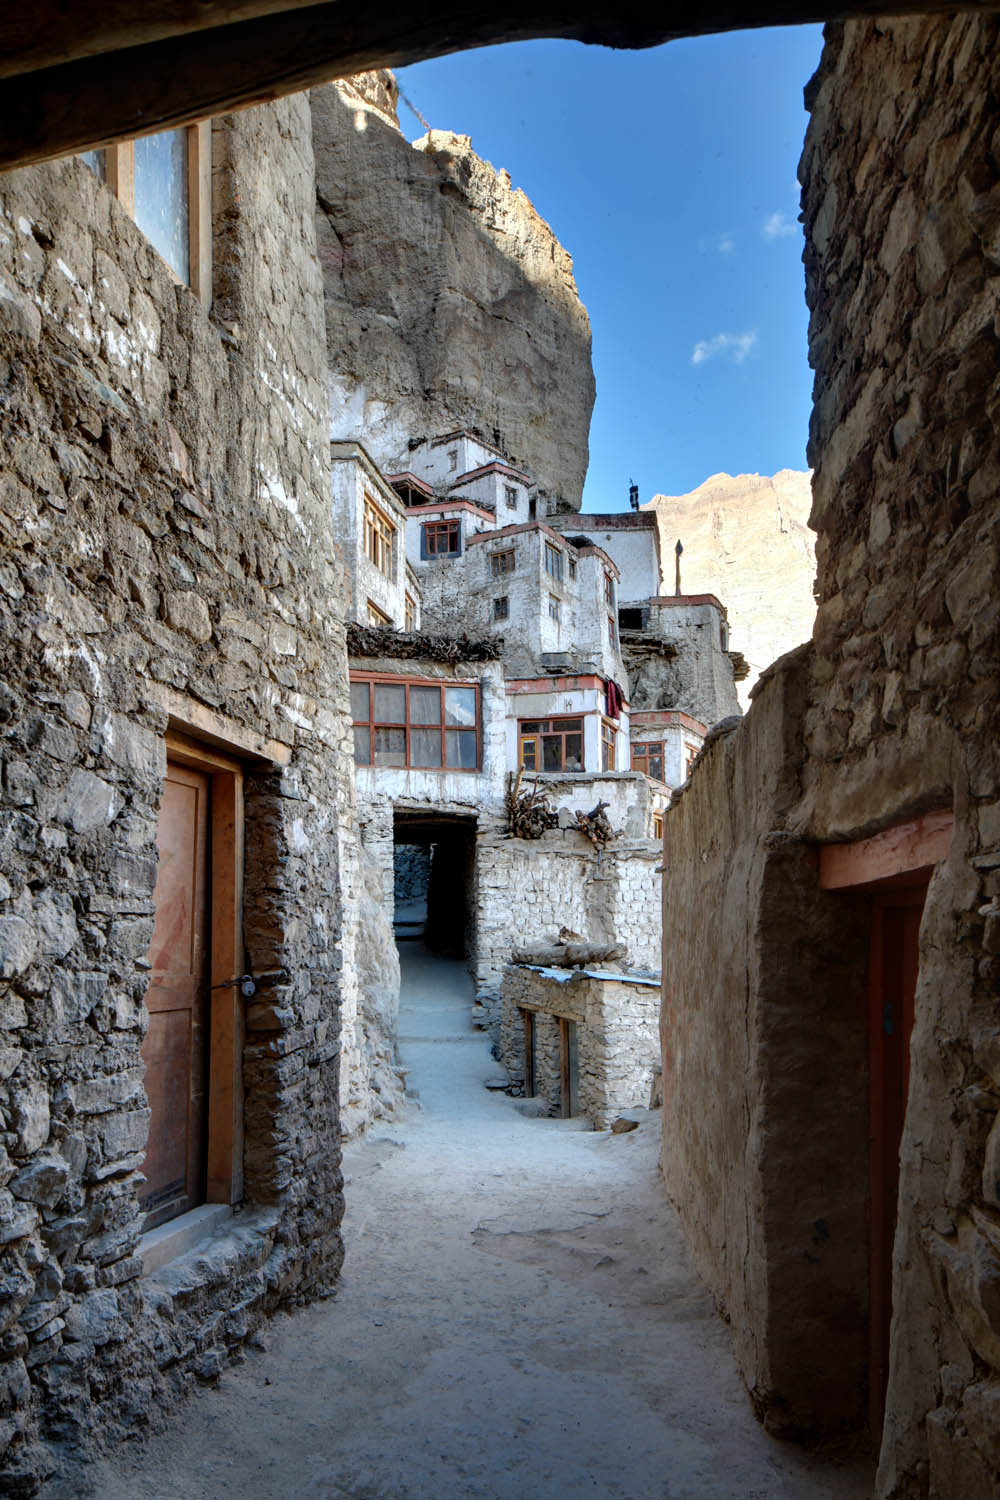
[54,945,874,1500]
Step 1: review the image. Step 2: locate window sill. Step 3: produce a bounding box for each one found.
[140,1202,233,1277]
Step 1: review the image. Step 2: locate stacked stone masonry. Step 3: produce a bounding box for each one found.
[660,16,1000,1500]
[0,100,353,1494]
[499,966,660,1130]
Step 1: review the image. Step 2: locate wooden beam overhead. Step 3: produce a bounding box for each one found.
[2,0,999,172]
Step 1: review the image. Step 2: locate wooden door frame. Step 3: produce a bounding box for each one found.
[165,730,245,1205]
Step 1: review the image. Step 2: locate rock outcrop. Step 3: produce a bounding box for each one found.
[643,470,816,707]
[311,73,594,510]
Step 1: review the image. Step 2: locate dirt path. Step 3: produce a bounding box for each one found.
[56,946,873,1500]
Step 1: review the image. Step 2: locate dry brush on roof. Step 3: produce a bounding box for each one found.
[345,622,502,662]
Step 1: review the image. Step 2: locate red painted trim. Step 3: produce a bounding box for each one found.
[449,460,531,487]
[650,593,725,611]
[386,471,434,497]
[818,809,953,890]
[465,523,620,578]
[506,675,606,693]
[630,710,706,735]
[405,499,497,525]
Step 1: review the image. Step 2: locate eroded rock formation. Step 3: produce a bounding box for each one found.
[643,469,816,706]
[311,73,595,509]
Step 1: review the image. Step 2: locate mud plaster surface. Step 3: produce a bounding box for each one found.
[53,945,873,1500]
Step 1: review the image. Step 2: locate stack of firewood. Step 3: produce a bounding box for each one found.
[505,768,558,839]
[573,800,615,848]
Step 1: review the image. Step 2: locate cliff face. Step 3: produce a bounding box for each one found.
[311,74,594,509]
[644,470,816,708]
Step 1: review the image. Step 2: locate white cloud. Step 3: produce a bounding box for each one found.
[691,330,758,367]
[698,230,736,255]
[762,210,798,241]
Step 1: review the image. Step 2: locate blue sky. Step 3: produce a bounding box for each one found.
[396,26,824,512]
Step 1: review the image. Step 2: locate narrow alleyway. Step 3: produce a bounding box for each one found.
[55,948,873,1500]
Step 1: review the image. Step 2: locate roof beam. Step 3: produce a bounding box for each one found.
[2,0,999,172]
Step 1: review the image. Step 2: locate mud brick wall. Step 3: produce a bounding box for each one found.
[661,16,1000,1499]
[0,98,353,1493]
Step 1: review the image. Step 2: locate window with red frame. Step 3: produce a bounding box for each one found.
[422,520,461,557]
[351,677,479,769]
[632,741,665,782]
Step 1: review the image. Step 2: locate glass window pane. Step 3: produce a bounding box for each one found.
[410,729,442,767]
[133,129,190,282]
[650,749,664,781]
[521,740,537,770]
[410,686,441,726]
[520,721,543,735]
[373,683,405,723]
[446,730,478,769]
[373,728,405,766]
[353,727,370,765]
[445,687,476,727]
[561,719,583,733]
[542,737,562,772]
[565,735,584,771]
[350,682,370,722]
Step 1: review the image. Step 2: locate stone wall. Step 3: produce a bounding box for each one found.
[660,16,1000,1498]
[499,966,660,1129]
[475,829,661,1034]
[0,99,352,1492]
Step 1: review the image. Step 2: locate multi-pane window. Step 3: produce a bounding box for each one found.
[548,595,561,623]
[494,596,509,621]
[604,572,615,607]
[568,555,577,580]
[653,813,664,841]
[544,543,564,581]
[519,717,584,773]
[405,593,417,631]
[367,599,391,626]
[685,742,700,773]
[351,678,480,770]
[364,496,395,577]
[632,742,666,783]
[422,520,461,557]
[80,125,211,300]
[601,720,617,772]
[505,485,518,510]
[490,549,515,578]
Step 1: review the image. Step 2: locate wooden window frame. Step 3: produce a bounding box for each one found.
[363,494,395,578]
[422,520,461,558]
[632,740,666,783]
[490,549,515,578]
[684,741,700,773]
[568,554,577,580]
[548,594,561,623]
[404,593,417,631]
[366,599,391,627]
[653,812,664,841]
[160,730,245,1209]
[601,717,617,772]
[544,542,564,581]
[504,485,518,510]
[351,673,481,772]
[493,596,509,621]
[518,715,585,774]
[92,123,211,305]
[604,572,615,607]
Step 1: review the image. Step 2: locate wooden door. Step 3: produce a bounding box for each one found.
[868,878,926,1440]
[141,762,211,1229]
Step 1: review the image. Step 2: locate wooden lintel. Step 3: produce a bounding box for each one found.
[148,684,292,767]
[3,0,1000,171]
[818,808,953,891]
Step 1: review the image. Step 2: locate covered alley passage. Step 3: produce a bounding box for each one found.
[51,943,874,1500]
